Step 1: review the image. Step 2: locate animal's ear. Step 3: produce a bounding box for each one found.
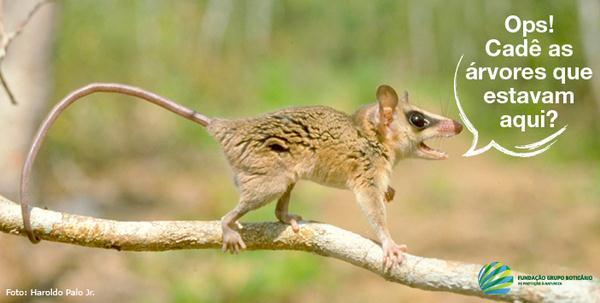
[376,85,399,128]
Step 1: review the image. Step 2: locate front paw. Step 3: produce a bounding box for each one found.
[382,241,407,270]
[222,229,247,254]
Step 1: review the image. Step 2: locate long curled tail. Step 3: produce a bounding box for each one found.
[20,83,211,243]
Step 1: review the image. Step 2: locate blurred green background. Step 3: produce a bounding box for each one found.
[1,1,599,302]
[49,0,600,163]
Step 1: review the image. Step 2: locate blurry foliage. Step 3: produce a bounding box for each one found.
[47,0,599,167]
[163,252,326,303]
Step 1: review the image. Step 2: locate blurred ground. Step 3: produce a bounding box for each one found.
[1,1,599,302]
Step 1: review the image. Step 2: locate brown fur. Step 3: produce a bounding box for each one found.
[208,106,392,191]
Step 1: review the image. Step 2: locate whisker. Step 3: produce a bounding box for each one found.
[440,97,448,117]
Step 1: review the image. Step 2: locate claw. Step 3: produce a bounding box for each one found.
[222,229,247,254]
[278,213,303,233]
[290,219,300,232]
[289,214,302,233]
[382,241,407,270]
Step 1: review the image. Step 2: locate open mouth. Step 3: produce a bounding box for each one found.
[414,119,462,160]
[415,119,462,160]
[417,141,448,160]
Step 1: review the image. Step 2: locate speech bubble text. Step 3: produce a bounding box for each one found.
[455,15,593,157]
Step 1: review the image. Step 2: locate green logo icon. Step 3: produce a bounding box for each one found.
[478,261,514,295]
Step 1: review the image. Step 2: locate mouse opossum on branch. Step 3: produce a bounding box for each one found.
[19,83,462,269]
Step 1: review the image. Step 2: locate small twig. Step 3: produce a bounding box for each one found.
[0,68,16,104]
[1,0,51,53]
[0,0,52,105]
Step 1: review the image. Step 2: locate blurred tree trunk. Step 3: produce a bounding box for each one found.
[408,0,437,74]
[0,0,55,198]
[200,0,233,55]
[246,0,272,54]
[577,0,600,113]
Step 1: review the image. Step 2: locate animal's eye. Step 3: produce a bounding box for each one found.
[409,112,429,129]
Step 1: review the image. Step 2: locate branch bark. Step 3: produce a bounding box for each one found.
[0,194,598,303]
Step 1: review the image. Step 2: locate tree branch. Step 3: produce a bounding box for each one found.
[0,194,598,302]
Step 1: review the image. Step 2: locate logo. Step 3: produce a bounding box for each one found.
[478,261,514,295]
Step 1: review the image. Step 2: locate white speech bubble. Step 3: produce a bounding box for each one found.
[453,54,568,158]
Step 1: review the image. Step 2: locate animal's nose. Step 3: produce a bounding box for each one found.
[453,120,463,134]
